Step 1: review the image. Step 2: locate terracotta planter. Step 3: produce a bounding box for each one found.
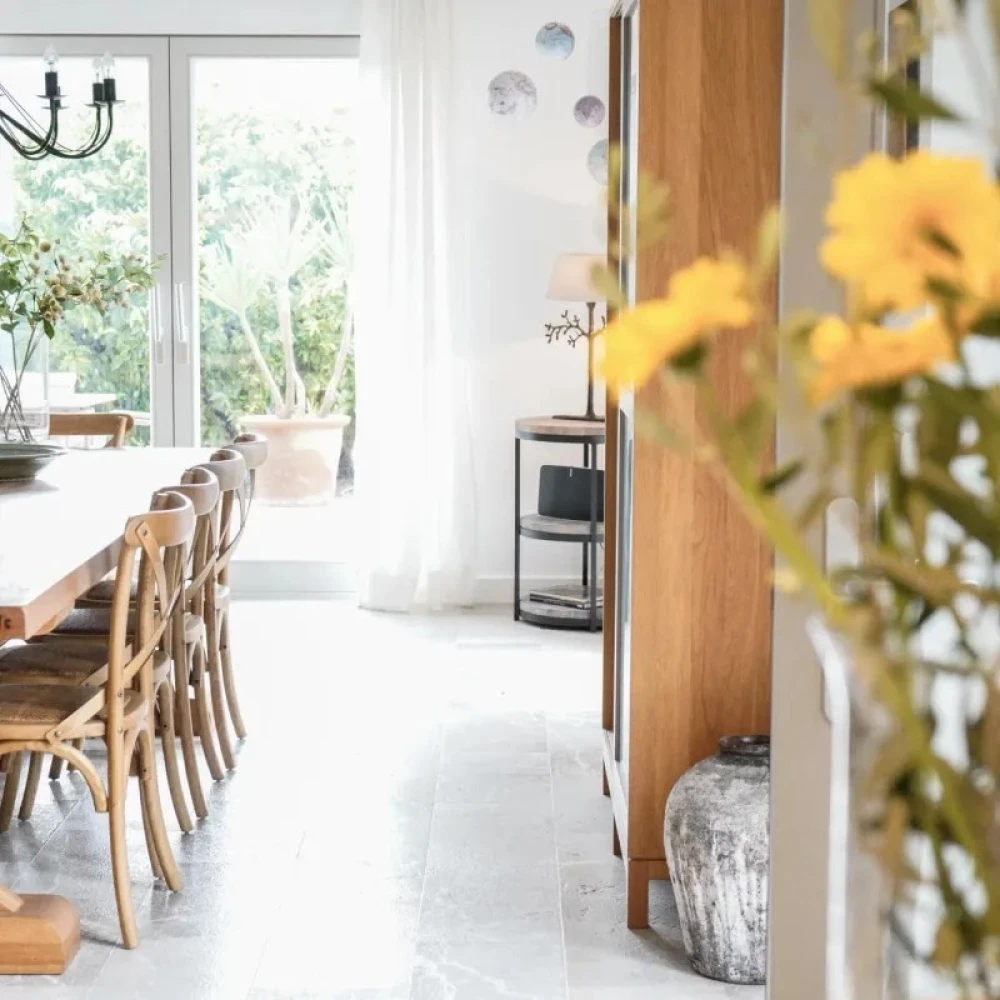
[240,414,350,506]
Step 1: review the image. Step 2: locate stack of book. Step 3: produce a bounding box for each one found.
[528,584,603,610]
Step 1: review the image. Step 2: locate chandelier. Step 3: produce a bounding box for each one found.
[0,46,121,161]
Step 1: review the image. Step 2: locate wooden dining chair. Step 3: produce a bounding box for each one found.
[167,466,224,820]
[218,434,268,740]
[192,448,250,771]
[16,470,224,835]
[49,412,135,449]
[67,451,248,783]
[0,490,194,948]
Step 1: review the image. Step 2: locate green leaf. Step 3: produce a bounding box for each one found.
[669,341,707,375]
[760,458,804,495]
[856,413,896,502]
[753,205,783,285]
[921,226,961,258]
[867,76,961,123]
[925,276,964,302]
[797,487,834,530]
[42,318,54,338]
[810,0,848,82]
[734,398,773,462]
[915,462,1000,551]
[972,309,1000,337]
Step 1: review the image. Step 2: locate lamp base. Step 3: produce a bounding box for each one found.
[553,413,603,423]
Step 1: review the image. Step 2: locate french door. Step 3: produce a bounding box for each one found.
[0,37,173,444]
[0,35,359,451]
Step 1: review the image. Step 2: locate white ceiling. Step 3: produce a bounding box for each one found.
[0,0,362,36]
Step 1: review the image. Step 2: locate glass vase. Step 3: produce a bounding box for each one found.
[0,326,50,443]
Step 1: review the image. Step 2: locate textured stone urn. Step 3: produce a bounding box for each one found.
[663,735,770,985]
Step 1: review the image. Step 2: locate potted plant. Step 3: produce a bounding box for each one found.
[0,218,154,444]
[202,195,354,505]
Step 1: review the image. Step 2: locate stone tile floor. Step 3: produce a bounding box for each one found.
[0,602,763,999]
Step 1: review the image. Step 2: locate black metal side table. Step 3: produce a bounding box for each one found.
[514,416,605,631]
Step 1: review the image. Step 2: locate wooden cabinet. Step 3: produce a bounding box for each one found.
[602,0,784,929]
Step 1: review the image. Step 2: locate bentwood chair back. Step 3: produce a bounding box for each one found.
[49,411,135,448]
[183,448,249,768]
[0,490,194,948]
[200,448,250,578]
[168,466,223,818]
[230,432,268,495]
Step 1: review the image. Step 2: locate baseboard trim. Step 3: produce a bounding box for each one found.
[229,565,591,606]
[229,560,356,598]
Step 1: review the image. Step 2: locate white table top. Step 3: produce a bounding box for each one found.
[0,448,208,639]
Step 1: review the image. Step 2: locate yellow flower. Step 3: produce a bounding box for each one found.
[809,314,956,405]
[599,257,753,393]
[821,152,1000,312]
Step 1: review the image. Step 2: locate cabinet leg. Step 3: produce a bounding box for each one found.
[626,860,651,929]
[514,438,521,620]
[602,767,610,797]
[612,820,622,858]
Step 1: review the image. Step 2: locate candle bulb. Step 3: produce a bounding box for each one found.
[101,52,117,103]
[42,44,59,100]
[91,57,106,105]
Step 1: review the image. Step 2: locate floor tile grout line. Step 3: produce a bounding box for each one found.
[402,719,444,1000]
[8,793,85,891]
[546,711,572,1000]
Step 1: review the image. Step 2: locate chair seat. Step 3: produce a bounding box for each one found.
[48,607,135,637]
[0,643,169,686]
[0,684,143,731]
[0,641,109,681]
[43,608,200,644]
[78,578,129,604]
[81,579,229,609]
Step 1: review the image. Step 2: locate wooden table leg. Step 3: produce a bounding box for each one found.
[0,886,80,975]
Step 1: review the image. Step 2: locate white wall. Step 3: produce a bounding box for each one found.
[453,1,610,598]
[0,0,362,35]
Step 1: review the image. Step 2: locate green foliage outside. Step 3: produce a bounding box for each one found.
[11,103,355,458]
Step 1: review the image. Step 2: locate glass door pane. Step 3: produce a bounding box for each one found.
[0,39,173,445]
[172,39,359,578]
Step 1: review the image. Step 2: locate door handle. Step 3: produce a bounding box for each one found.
[173,282,191,366]
[151,286,166,365]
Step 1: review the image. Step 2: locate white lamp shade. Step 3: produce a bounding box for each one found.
[546,253,605,303]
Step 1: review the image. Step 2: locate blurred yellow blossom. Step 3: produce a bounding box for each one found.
[809,314,956,404]
[821,152,1000,312]
[599,257,753,392]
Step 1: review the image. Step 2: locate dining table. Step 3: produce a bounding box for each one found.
[0,446,208,975]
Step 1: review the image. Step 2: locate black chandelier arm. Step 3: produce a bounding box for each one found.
[0,80,58,153]
[0,104,59,159]
[0,103,114,161]
[46,105,114,160]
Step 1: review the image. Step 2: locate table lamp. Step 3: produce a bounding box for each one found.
[545,253,606,422]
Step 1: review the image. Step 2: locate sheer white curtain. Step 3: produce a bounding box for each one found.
[353,0,477,611]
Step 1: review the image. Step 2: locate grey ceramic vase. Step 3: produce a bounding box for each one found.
[663,735,770,985]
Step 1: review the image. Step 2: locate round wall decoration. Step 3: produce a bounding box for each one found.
[536,23,576,59]
[488,70,538,119]
[587,139,609,184]
[574,96,606,128]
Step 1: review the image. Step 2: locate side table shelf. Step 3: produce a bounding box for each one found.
[514,416,605,633]
[520,513,605,543]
